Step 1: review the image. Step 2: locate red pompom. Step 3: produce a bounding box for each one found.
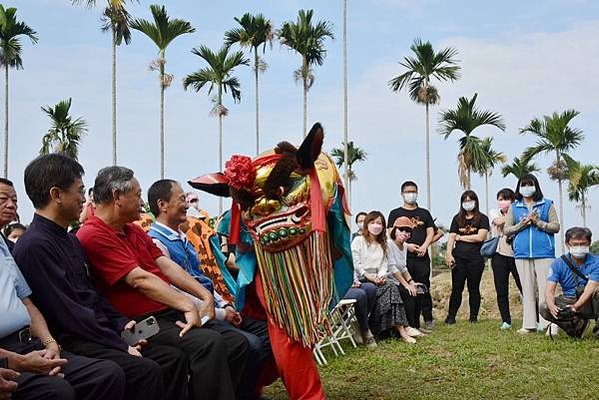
[224,155,255,191]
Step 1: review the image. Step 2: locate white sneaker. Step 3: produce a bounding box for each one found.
[517,328,535,335]
[546,323,559,337]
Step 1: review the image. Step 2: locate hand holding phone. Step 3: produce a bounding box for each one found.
[121,316,160,346]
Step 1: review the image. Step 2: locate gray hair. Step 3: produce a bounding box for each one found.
[93,166,136,204]
[565,227,592,244]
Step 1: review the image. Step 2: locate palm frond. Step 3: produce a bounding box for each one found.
[501,154,540,179]
[520,109,583,158]
[439,93,505,138]
[0,6,38,69]
[388,37,460,103]
[279,9,334,81]
[131,4,194,51]
[39,98,88,160]
[184,44,248,116]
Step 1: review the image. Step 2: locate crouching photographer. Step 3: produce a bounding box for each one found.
[540,227,599,338]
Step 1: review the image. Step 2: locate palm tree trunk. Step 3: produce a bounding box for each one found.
[112,29,117,165]
[343,0,350,202]
[3,64,8,178]
[581,193,587,227]
[218,86,224,214]
[160,76,165,179]
[349,179,352,208]
[425,102,431,210]
[302,57,308,139]
[467,168,471,190]
[556,151,565,252]
[254,48,260,156]
[485,172,489,216]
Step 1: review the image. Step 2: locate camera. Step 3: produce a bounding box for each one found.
[557,307,576,320]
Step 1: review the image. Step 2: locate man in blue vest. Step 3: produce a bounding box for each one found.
[148,179,273,400]
[540,227,599,338]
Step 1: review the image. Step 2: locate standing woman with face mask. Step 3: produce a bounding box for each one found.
[489,188,523,330]
[445,191,490,324]
[504,174,560,334]
[352,211,416,343]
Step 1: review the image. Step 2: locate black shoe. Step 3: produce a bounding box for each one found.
[445,316,456,325]
[469,317,478,323]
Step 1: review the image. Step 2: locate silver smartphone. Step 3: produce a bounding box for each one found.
[121,316,160,346]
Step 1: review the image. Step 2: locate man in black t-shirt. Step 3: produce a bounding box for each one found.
[387,181,436,330]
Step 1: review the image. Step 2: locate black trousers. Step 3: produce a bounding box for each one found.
[406,256,433,328]
[491,253,523,324]
[230,318,273,400]
[448,255,485,319]
[145,309,249,400]
[0,338,125,400]
[61,337,187,400]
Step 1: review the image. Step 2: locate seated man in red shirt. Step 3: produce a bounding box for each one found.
[77,166,248,400]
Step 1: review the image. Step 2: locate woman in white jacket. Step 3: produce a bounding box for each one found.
[351,211,416,343]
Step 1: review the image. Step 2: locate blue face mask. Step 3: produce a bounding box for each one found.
[520,186,536,198]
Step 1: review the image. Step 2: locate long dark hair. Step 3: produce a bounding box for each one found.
[515,174,544,202]
[456,190,482,227]
[362,210,388,255]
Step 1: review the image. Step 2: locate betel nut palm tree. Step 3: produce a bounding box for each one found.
[520,109,584,250]
[131,4,195,179]
[279,9,334,138]
[439,93,505,190]
[388,38,460,211]
[331,141,367,204]
[183,45,248,212]
[224,13,273,155]
[567,162,599,227]
[40,98,88,161]
[72,0,135,165]
[0,5,38,178]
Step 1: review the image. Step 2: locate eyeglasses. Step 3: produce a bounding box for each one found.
[396,228,412,233]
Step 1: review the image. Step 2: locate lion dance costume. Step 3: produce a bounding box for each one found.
[189,123,353,399]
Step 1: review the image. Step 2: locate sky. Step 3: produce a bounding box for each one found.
[6,0,599,249]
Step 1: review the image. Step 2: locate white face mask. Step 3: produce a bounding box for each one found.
[520,186,536,198]
[462,201,476,212]
[357,222,364,231]
[368,223,383,236]
[570,246,590,259]
[403,192,418,205]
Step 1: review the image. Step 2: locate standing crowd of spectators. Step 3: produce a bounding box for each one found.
[345,177,599,348]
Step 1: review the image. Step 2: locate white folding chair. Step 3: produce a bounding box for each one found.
[331,298,358,349]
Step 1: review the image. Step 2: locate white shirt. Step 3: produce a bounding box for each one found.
[387,239,408,276]
[351,235,388,278]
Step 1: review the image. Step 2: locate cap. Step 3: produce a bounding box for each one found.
[393,216,414,229]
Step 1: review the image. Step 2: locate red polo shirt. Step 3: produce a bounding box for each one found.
[77,213,168,318]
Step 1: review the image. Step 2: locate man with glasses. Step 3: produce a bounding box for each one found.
[540,227,599,338]
[387,181,436,330]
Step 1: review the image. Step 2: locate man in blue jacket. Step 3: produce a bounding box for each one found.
[540,227,599,338]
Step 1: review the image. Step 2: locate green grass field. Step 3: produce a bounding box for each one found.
[264,319,599,400]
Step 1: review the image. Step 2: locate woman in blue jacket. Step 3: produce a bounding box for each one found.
[504,174,560,334]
